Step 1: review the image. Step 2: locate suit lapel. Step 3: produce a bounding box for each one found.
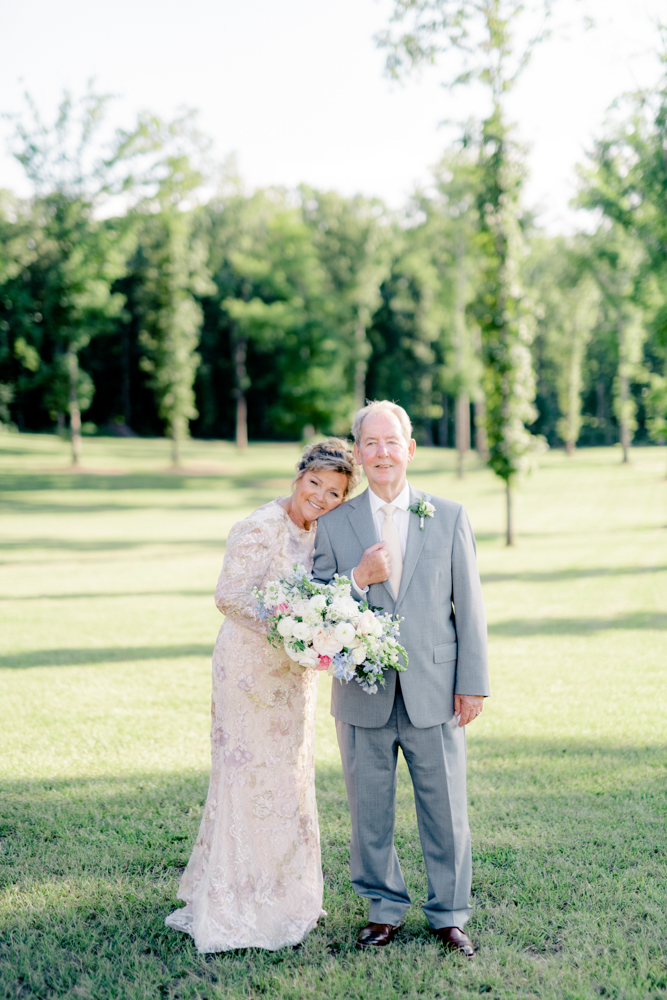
[346,488,394,606]
[395,486,428,610]
[345,488,376,551]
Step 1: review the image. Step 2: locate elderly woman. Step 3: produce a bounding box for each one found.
[166,439,360,953]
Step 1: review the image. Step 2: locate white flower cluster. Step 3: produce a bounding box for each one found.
[253,565,407,694]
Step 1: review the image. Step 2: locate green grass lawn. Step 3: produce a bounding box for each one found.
[1,433,666,1000]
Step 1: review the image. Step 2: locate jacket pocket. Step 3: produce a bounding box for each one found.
[433,641,458,663]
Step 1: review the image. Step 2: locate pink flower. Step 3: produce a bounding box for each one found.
[275,603,289,614]
[316,655,331,671]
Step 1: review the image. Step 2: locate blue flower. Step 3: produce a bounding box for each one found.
[331,650,357,683]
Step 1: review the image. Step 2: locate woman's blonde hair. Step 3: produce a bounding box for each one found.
[293,437,361,499]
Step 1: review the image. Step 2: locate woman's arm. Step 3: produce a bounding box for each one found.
[214,516,278,633]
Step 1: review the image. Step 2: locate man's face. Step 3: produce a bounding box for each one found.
[353,411,416,498]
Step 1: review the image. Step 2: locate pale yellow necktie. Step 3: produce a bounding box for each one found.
[380,504,403,600]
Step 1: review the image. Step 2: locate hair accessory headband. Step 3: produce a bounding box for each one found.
[298,445,348,471]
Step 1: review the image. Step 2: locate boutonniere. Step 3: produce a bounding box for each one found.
[409,495,436,530]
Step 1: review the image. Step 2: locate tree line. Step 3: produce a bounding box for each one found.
[1,6,667,543]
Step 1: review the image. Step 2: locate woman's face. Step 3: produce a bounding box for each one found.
[292,468,349,524]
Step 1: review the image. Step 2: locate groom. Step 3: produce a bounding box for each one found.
[313,400,489,956]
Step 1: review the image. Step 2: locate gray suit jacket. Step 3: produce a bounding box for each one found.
[312,485,489,729]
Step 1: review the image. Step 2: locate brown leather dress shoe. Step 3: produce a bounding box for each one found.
[356,922,402,948]
[433,926,475,957]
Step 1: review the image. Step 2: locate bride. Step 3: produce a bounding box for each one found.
[166,439,360,952]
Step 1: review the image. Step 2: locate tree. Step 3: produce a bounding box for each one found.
[4,89,149,463]
[134,151,213,465]
[209,187,357,447]
[379,0,550,542]
[577,56,667,460]
[301,188,394,410]
[425,149,487,473]
[0,191,42,430]
[644,372,667,468]
[553,277,600,455]
[528,238,601,454]
[367,235,444,443]
[586,228,651,463]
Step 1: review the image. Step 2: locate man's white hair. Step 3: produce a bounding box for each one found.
[351,400,413,446]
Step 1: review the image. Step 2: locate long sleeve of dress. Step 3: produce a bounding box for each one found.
[214,515,279,634]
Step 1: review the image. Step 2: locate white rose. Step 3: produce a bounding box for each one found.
[311,626,344,657]
[292,599,311,619]
[328,595,361,623]
[308,594,328,611]
[351,642,368,665]
[292,621,312,641]
[298,647,320,668]
[333,621,356,646]
[358,609,379,635]
[276,617,296,638]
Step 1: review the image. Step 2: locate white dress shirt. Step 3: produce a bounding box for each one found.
[351,481,412,596]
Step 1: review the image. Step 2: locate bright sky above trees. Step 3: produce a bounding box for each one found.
[0,0,664,232]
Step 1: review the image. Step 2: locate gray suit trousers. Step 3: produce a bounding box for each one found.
[335,684,472,929]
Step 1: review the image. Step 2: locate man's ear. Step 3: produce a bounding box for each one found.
[407,439,416,462]
[353,442,363,465]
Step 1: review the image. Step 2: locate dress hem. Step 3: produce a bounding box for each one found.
[165,906,326,953]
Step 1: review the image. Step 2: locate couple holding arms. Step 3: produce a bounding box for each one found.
[166,400,489,957]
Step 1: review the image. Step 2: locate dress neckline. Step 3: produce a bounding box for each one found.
[273,497,316,535]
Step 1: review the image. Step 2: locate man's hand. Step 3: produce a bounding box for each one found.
[454,694,484,728]
[353,541,392,589]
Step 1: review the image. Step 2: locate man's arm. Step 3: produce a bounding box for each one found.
[313,516,392,593]
[451,505,490,701]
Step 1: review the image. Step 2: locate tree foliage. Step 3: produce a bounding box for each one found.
[2,60,667,491]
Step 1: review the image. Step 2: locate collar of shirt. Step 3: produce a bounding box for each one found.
[367,481,411,514]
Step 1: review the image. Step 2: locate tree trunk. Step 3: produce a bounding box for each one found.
[439,395,449,447]
[565,439,574,456]
[455,392,470,479]
[506,479,515,546]
[233,333,248,450]
[67,347,82,467]
[170,419,183,467]
[474,395,489,460]
[423,419,433,446]
[595,381,605,445]
[619,371,631,464]
[354,321,367,410]
[236,395,248,451]
[121,322,131,428]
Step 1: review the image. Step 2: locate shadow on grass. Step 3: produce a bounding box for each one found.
[0,644,212,669]
[0,590,212,602]
[0,537,226,553]
[482,564,667,584]
[1,742,665,999]
[0,472,292,494]
[488,611,667,636]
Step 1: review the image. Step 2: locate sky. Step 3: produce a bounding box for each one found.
[0,0,664,233]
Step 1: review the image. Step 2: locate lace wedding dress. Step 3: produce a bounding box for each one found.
[165,499,324,952]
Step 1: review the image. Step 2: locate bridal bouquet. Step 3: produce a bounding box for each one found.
[253,565,407,694]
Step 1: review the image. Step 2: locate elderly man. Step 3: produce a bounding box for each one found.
[312,400,489,956]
